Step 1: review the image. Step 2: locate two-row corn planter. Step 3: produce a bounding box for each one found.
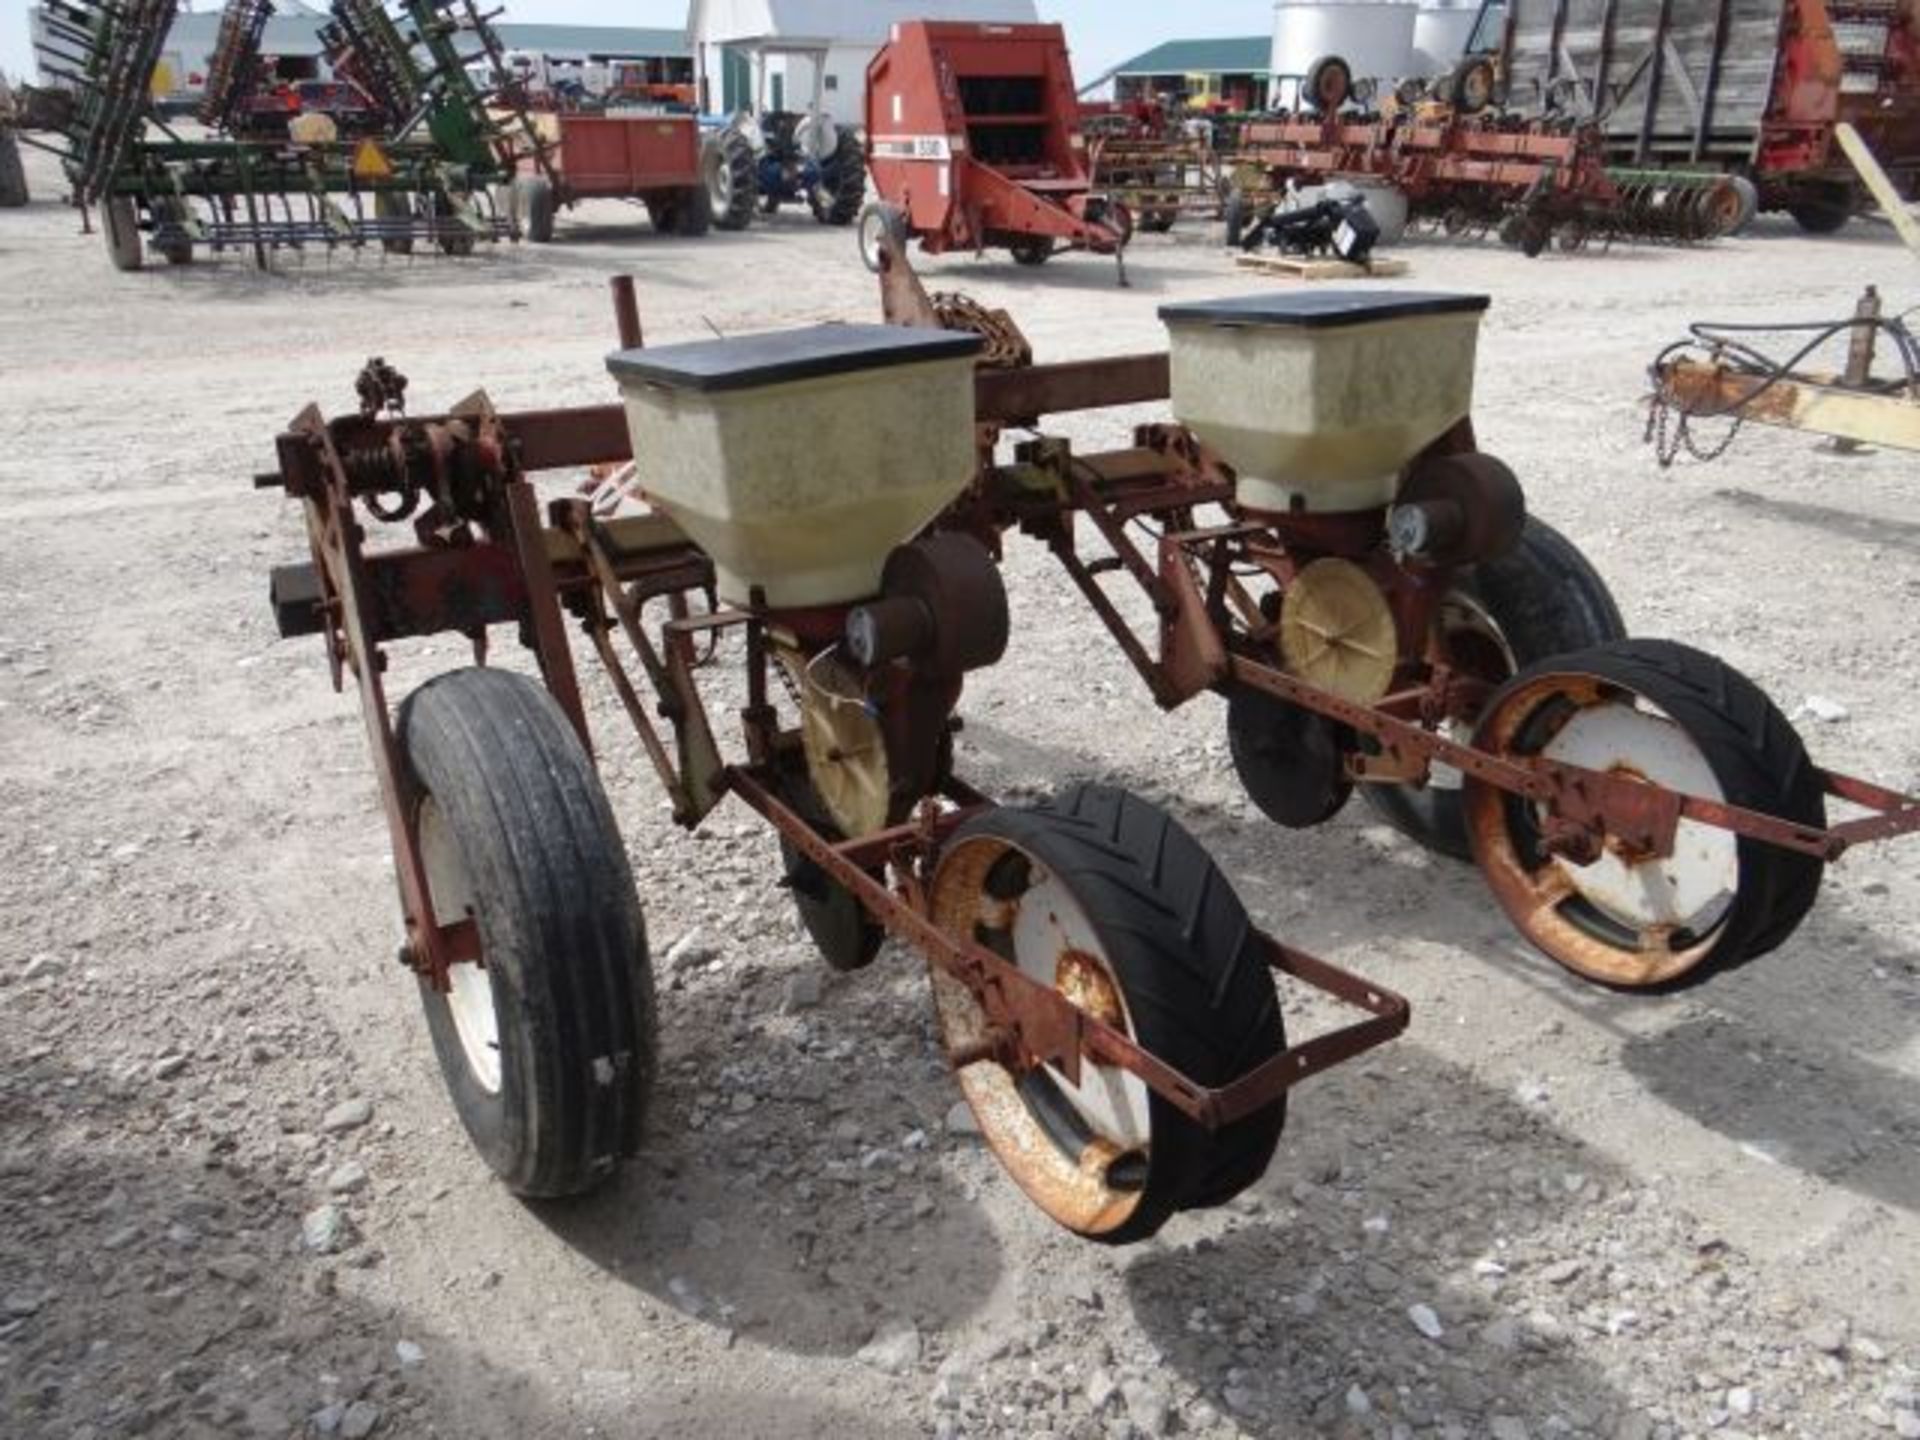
[261,258,1917,1238]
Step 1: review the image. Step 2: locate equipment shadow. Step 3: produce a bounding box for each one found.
[531,945,1006,1360]
[1711,486,1920,558]
[955,714,1920,1221]
[1123,1040,1657,1436]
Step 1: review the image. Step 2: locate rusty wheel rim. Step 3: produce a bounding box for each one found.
[928,835,1151,1237]
[1465,673,1737,987]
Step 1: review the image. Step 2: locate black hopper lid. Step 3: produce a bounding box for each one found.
[608,324,983,393]
[1159,291,1491,330]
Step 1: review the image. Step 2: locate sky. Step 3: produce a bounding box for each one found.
[0,1,1280,87]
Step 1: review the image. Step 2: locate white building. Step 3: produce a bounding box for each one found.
[688,0,1040,127]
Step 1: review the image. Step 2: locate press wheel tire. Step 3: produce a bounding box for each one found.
[103,196,144,271]
[515,175,556,243]
[1464,639,1826,988]
[1363,517,1625,861]
[397,667,657,1198]
[811,130,868,226]
[856,201,907,272]
[780,837,885,973]
[0,132,28,208]
[1009,236,1053,266]
[704,129,757,231]
[928,784,1287,1244]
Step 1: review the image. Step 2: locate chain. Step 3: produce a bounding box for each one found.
[930,292,1031,370]
[1644,389,1746,469]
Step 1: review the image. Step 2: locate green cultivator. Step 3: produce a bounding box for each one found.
[29,0,555,270]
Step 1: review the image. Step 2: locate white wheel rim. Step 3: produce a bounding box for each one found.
[1010,868,1151,1151]
[1428,591,1518,793]
[418,800,502,1094]
[1539,700,1737,938]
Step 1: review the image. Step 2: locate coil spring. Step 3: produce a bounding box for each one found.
[342,442,422,522]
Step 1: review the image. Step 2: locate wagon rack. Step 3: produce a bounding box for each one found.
[1082,103,1230,233]
[1477,0,1920,233]
[28,0,556,270]
[1228,99,1742,254]
[257,277,1411,1240]
[868,237,1920,990]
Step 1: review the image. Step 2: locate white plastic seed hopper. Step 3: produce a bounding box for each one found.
[608,324,984,606]
[1159,292,1491,513]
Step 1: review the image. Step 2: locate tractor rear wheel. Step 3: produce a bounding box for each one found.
[1362,518,1625,860]
[397,668,657,1198]
[809,129,868,226]
[928,784,1287,1244]
[1464,639,1826,988]
[673,182,712,237]
[704,129,757,232]
[0,132,27,209]
[103,196,143,271]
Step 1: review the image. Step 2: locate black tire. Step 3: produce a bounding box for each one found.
[1363,517,1625,860]
[1303,55,1353,114]
[0,132,27,209]
[1009,236,1053,266]
[704,129,757,232]
[810,130,867,226]
[779,837,884,972]
[515,175,556,243]
[931,785,1287,1244]
[396,668,657,1198]
[376,191,413,255]
[155,196,194,265]
[1223,186,1249,249]
[1226,684,1352,828]
[1726,174,1760,235]
[1449,57,1498,114]
[422,192,474,257]
[1468,639,1826,983]
[672,183,712,237]
[1788,183,1853,235]
[1139,209,1178,234]
[857,200,907,272]
[103,196,143,271]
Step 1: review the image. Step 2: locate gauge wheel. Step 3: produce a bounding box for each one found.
[103,196,144,271]
[927,784,1287,1244]
[375,190,413,255]
[1464,639,1826,988]
[1227,683,1353,829]
[1364,518,1624,860]
[398,667,657,1197]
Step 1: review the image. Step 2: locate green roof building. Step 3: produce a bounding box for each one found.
[1085,36,1273,110]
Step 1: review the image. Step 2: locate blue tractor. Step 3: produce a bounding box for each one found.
[698,44,867,231]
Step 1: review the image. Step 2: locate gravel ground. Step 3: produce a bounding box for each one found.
[2,141,1917,1440]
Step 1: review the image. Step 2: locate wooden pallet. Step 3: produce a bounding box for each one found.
[1232,252,1411,280]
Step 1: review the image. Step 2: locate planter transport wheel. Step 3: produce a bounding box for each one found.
[103,195,143,271]
[398,668,657,1198]
[376,191,413,255]
[1364,518,1625,861]
[1464,639,1826,989]
[927,785,1287,1244]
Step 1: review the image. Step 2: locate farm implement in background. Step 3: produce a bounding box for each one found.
[27,0,556,269]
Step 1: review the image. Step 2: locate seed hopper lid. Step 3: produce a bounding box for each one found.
[1158,292,1491,330]
[608,324,982,393]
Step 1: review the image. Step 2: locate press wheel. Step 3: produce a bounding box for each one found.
[927,785,1286,1244]
[1464,639,1825,988]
